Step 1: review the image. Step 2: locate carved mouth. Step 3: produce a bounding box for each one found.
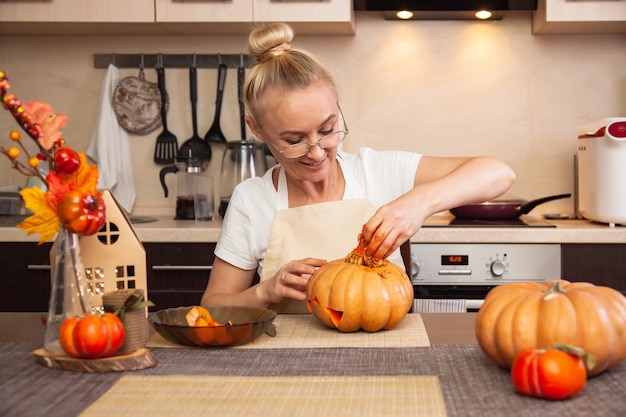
[325,307,343,327]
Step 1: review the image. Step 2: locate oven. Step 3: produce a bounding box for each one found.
[410,217,561,312]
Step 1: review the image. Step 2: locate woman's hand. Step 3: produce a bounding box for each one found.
[363,194,426,260]
[362,155,516,259]
[262,257,327,304]
[202,257,326,308]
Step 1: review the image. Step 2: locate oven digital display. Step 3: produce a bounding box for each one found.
[441,255,469,266]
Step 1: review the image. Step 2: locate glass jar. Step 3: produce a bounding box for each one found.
[43,226,92,354]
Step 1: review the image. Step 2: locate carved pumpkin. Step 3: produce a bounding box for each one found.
[475,280,626,376]
[306,229,414,332]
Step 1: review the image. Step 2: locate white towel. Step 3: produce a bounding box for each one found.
[87,64,136,213]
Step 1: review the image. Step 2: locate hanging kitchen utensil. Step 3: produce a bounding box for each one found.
[178,57,212,162]
[218,55,269,218]
[450,193,572,220]
[204,63,228,144]
[112,55,165,136]
[153,55,179,164]
[238,55,246,141]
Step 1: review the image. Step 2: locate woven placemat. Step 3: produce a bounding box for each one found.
[79,374,447,417]
[147,313,430,349]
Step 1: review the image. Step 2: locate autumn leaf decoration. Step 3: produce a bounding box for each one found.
[0,70,104,243]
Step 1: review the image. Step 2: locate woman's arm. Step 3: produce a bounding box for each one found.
[363,155,515,259]
[200,256,327,307]
[412,155,516,213]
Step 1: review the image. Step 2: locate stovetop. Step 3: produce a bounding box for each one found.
[423,215,556,228]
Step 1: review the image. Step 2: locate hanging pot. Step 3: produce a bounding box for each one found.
[450,193,572,220]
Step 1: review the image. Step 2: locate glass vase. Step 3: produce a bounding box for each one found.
[43,226,92,354]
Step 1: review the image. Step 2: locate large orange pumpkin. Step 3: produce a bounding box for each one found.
[306,230,414,333]
[475,280,626,376]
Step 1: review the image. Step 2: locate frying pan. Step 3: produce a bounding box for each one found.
[450,193,572,220]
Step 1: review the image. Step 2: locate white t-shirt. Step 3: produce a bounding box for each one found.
[214,147,422,274]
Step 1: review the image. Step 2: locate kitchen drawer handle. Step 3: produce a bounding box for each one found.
[152,265,213,271]
[27,265,51,271]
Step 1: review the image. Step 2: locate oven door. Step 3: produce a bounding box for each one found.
[412,284,497,312]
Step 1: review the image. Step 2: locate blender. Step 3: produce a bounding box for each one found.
[219,140,269,217]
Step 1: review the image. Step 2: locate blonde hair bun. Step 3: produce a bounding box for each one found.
[249,23,294,64]
[243,22,337,122]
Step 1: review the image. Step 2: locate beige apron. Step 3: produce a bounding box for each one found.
[261,160,404,313]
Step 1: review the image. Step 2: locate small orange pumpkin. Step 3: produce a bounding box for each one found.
[475,280,626,376]
[306,229,414,332]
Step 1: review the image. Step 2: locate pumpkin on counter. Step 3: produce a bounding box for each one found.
[306,228,413,333]
[475,280,626,376]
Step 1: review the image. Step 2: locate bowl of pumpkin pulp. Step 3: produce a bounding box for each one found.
[148,306,277,347]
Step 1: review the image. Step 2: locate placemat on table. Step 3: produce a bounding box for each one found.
[79,375,447,417]
[147,313,430,349]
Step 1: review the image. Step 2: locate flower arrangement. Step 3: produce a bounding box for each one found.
[0,71,105,243]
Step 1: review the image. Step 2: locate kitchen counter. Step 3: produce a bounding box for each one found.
[1,214,624,243]
[0,313,624,417]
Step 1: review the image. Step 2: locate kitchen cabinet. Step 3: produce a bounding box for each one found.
[154,0,254,23]
[0,238,261,313]
[561,244,626,295]
[144,242,215,311]
[253,0,354,34]
[157,0,355,34]
[0,0,153,23]
[533,0,626,34]
[0,242,53,312]
[0,241,212,312]
[0,0,355,36]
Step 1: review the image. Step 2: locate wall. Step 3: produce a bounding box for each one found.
[1,12,625,216]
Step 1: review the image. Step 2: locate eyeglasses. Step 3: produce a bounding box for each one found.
[270,105,349,159]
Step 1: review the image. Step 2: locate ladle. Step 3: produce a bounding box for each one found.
[178,56,212,161]
[204,63,228,144]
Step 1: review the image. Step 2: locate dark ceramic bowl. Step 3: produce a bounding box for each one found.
[148,305,277,347]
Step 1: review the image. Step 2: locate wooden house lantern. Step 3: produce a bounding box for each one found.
[50,189,147,309]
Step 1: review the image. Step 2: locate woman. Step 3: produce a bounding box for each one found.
[201,23,515,311]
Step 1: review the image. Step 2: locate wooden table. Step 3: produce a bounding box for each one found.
[421,313,477,345]
[0,313,624,417]
[0,312,478,344]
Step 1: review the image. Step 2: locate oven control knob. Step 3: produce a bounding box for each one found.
[411,257,421,280]
[490,259,506,277]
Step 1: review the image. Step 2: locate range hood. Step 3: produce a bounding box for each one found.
[354,1,538,20]
[354,1,538,11]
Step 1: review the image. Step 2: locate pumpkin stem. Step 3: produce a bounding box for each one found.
[344,226,386,268]
[546,280,565,293]
[553,343,597,372]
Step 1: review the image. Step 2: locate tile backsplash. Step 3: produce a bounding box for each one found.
[1,12,624,216]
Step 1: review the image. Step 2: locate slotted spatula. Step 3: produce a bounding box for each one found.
[153,64,178,164]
